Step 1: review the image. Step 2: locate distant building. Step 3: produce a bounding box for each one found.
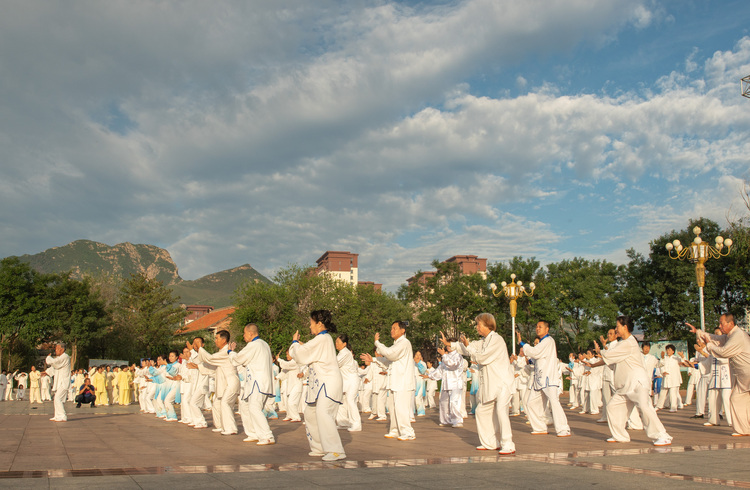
[184,305,214,324]
[316,251,359,286]
[176,307,236,336]
[406,254,487,285]
[357,281,382,291]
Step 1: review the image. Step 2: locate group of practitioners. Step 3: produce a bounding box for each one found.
[7,310,750,460]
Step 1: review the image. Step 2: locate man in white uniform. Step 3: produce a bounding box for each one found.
[196,330,240,435]
[45,343,71,422]
[28,366,42,404]
[517,321,570,437]
[372,321,416,441]
[229,323,275,445]
[689,314,750,436]
[596,315,672,446]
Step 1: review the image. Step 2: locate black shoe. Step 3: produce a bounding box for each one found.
[690,414,704,419]
[720,414,724,420]
[76,403,81,408]
[90,403,96,408]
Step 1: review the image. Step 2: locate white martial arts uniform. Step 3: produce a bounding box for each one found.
[46,353,71,421]
[706,354,732,426]
[656,354,682,411]
[520,336,570,436]
[375,335,416,440]
[427,350,464,427]
[289,330,345,457]
[230,336,275,443]
[278,358,303,421]
[198,345,240,434]
[453,331,515,452]
[0,373,6,402]
[601,336,671,444]
[335,346,362,431]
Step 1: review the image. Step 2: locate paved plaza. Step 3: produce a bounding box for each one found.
[0,398,749,488]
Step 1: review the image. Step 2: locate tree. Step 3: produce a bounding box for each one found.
[619,217,749,342]
[233,265,412,358]
[43,273,111,368]
[113,273,186,360]
[538,257,622,354]
[399,260,490,351]
[0,258,45,371]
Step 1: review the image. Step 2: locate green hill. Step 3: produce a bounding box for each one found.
[15,239,270,307]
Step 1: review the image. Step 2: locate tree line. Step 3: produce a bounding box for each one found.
[1,215,748,371]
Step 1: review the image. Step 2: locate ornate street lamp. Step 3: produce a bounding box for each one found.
[490,274,535,355]
[742,75,750,99]
[665,226,732,331]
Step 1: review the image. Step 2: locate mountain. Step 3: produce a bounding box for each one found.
[15,239,270,307]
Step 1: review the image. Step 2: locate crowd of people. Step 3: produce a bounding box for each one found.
[2,311,749,461]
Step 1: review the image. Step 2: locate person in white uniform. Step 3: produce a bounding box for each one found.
[196,330,240,435]
[278,351,304,422]
[186,337,212,428]
[0,371,7,402]
[229,323,276,445]
[595,315,672,446]
[45,343,71,422]
[428,337,464,428]
[597,330,618,422]
[452,313,515,455]
[334,333,362,432]
[370,321,416,441]
[28,366,42,404]
[656,345,682,412]
[289,309,346,461]
[517,321,570,437]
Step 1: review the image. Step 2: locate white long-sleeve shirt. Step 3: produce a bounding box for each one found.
[375,335,415,392]
[520,336,561,390]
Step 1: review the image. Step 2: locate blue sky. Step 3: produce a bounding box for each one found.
[1,0,749,292]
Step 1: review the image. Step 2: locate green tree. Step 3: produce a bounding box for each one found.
[113,273,186,360]
[538,257,622,354]
[0,258,45,371]
[399,260,490,350]
[43,273,111,368]
[619,217,748,342]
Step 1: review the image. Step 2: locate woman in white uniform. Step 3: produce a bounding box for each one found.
[289,310,345,462]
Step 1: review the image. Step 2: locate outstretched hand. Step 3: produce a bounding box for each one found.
[516,330,522,343]
[360,353,373,364]
[374,332,380,342]
[293,330,300,342]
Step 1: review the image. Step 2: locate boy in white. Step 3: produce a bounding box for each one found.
[45,343,71,422]
[656,345,682,412]
[452,313,515,455]
[428,337,464,428]
[595,315,672,446]
[178,347,193,424]
[229,323,275,445]
[368,321,416,441]
[517,321,570,437]
[425,361,438,409]
[681,353,700,406]
[358,357,374,414]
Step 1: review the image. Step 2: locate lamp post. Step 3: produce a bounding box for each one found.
[665,226,732,331]
[490,274,535,355]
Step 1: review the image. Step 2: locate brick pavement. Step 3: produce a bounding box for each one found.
[0,398,748,488]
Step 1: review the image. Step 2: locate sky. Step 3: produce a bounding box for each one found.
[1,0,750,292]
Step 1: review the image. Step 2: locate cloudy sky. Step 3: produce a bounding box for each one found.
[2,0,749,291]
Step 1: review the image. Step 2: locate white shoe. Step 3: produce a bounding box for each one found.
[452,424,463,428]
[308,451,325,457]
[498,447,516,455]
[397,435,416,441]
[375,417,387,421]
[384,432,398,439]
[212,428,224,432]
[257,439,275,446]
[244,436,259,442]
[653,437,672,446]
[367,414,377,420]
[557,430,571,437]
[322,452,346,461]
[347,427,362,432]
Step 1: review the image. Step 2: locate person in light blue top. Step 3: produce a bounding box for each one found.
[162,351,182,421]
[414,351,427,417]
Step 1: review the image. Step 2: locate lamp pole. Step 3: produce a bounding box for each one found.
[665,226,732,331]
[490,274,535,355]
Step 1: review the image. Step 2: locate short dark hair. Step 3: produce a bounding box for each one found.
[310,310,337,333]
[392,320,409,332]
[216,330,230,342]
[337,333,349,346]
[537,320,550,330]
[616,315,634,332]
[642,342,650,348]
[721,313,735,324]
[665,344,675,353]
[194,336,205,344]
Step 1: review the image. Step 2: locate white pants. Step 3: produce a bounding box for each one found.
[607,385,669,443]
[286,388,302,421]
[526,386,569,434]
[387,390,415,437]
[53,388,68,421]
[475,386,514,451]
[189,388,208,427]
[336,389,361,430]
[243,392,274,441]
[29,387,41,404]
[305,396,344,455]
[599,381,614,420]
[361,386,373,412]
[568,384,579,407]
[212,384,239,433]
[438,390,464,426]
[374,390,387,419]
[657,386,679,410]
[426,387,437,408]
[584,388,602,414]
[695,377,709,415]
[708,388,732,426]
